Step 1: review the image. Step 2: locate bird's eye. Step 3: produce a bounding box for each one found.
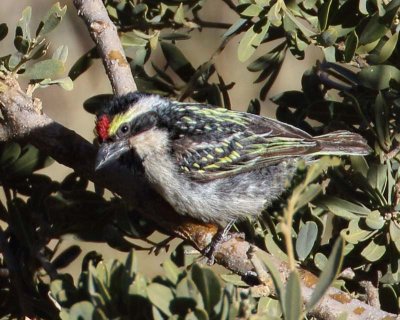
[119,124,130,136]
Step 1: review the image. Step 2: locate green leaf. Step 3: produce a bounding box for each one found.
[268,2,283,26]
[247,99,261,115]
[220,274,249,286]
[257,296,282,318]
[389,221,400,253]
[16,6,32,40]
[294,183,322,211]
[36,2,67,37]
[68,301,95,320]
[318,198,361,220]
[314,252,328,271]
[247,51,280,72]
[320,27,338,47]
[0,142,21,167]
[296,221,318,261]
[121,33,148,47]
[176,277,202,308]
[0,23,8,42]
[163,258,180,285]
[223,19,247,39]
[368,32,399,64]
[365,210,385,230]
[52,45,68,63]
[39,77,74,91]
[359,14,388,45]
[128,273,148,297]
[191,264,221,313]
[238,21,270,62]
[361,238,386,262]
[350,155,369,177]
[374,92,391,149]
[52,245,82,269]
[341,220,371,244]
[174,3,186,24]
[283,271,302,320]
[69,47,98,81]
[160,42,195,82]
[125,250,138,278]
[264,233,288,262]
[24,59,65,79]
[359,0,368,14]
[147,283,174,316]
[344,31,358,62]
[6,144,50,177]
[14,8,31,54]
[367,164,387,193]
[318,0,333,31]
[255,250,284,306]
[306,237,344,311]
[240,4,263,17]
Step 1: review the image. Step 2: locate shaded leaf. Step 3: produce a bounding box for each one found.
[52,245,82,270]
[0,23,8,42]
[296,221,318,261]
[69,47,98,81]
[344,31,358,62]
[306,237,344,311]
[161,42,195,82]
[359,14,388,45]
[191,264,221,313]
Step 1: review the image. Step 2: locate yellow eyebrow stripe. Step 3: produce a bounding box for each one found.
[108,107,139,136]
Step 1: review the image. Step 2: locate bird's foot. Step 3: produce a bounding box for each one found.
[203,231,245,265]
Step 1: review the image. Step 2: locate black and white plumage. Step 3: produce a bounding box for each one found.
[95,92,371,227]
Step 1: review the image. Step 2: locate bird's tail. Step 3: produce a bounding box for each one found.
[315,130,372,156]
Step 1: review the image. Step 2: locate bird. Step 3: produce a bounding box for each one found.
[94,92,371,255]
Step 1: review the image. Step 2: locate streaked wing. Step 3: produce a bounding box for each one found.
[164,103,319,181]
[173,131,319,181]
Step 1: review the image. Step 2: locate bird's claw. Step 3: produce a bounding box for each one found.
[203,231,245,265]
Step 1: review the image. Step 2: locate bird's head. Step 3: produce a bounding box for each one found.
[94,92,165,170]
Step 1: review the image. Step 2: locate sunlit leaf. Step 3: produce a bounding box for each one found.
[24,59,65,79]
[36,2,67,37]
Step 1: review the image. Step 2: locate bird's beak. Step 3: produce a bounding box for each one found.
[95,140,130,170]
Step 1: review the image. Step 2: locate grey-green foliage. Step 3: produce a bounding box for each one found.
[2,0,400,319]
[0,3,72,91]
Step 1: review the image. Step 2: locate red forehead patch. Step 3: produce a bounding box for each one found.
[96,115,110,141]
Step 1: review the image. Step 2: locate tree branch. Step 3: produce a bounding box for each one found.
[0,1,396,319]
[73,0,136,95]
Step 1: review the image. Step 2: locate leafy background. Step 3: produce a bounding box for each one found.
[1,0,400,319]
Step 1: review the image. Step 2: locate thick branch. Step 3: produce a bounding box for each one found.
[73,0,136,95]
